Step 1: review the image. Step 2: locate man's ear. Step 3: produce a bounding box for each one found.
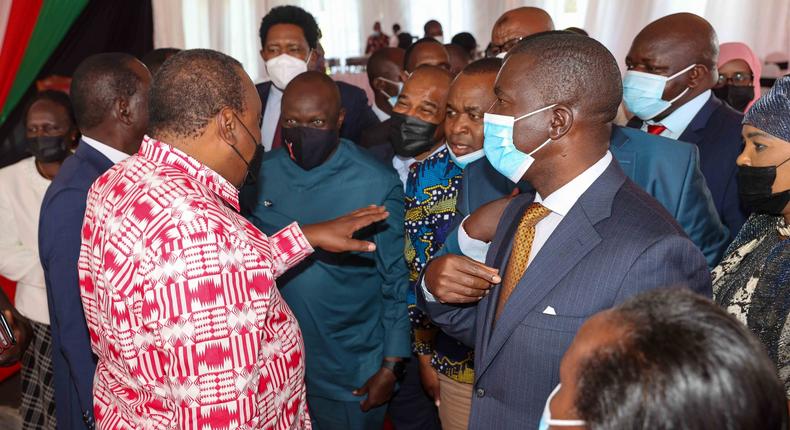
[115,98,133,126]
[216,107,236,145]
[372,77,386,92]
[687,64,710,89]
[336,108,346,130]
[549,104,573,140]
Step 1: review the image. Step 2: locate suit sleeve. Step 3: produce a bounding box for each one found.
[720,160,749,239]
[40,189,96,417]
[340,86,380,145]
[374,181,411,358]
[415,276,478,348]
[674,145,730,267]
[616,234,712,303]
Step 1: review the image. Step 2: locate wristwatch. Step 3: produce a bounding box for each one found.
[381,360,406,381]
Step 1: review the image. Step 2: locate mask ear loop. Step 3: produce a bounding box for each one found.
[514,103,558,122]
[665,64,698,104]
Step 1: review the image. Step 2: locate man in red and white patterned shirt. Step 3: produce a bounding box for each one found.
[78,49,389,429]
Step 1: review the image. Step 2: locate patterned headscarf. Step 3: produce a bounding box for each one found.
[744,76,790,142]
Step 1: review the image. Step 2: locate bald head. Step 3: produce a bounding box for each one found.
[368,47,405,85]
[282,71,344,130]
[491,7,554,54]
[633,13,718,69]
[445,43,472,76]
[404,38,450,73]
[626,13,719,120]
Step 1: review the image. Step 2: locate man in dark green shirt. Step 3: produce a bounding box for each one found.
[246,71,410,429]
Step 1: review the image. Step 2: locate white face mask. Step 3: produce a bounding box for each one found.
[538,384,587,430]
[622,63,696,120]
[495,51,507,59]
[446,142,484,169]
[265,51,312,90]
[482,103,556,183]
[433,35,444,43]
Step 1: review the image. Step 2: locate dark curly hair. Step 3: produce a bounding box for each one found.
[258,5,320,50]
[148,49,244,139]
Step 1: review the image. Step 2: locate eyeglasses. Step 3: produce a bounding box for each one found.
[715,72,753,87]
[491,36,525,56]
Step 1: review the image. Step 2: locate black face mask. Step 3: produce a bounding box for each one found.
[389,112,438,157]
[282,126,339,170]
[737,157,790,215]
[27,135,72,162]
[713,85,755,112]
[228,113,263,187]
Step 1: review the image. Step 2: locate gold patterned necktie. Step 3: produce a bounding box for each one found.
[495,202,551,321]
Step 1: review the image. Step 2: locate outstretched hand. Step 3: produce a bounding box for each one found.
[301,205,389,253]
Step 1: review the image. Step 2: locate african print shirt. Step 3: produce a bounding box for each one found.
[79,136,314,429]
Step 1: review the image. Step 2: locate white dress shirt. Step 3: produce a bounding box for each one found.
[0,158,52,323]
[81,135,130,164]
[642,90,711,139]
[261,85,283,152]
[424,151,614,302]
[372,103,390,122]
[392,155,415,189]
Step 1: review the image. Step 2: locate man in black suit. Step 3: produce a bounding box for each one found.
[624,13,747,237]
[256,5,378,150]
[359,38,450,170]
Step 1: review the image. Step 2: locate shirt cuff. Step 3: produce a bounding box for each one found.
[421,277,438,303]
[458,216,490,263]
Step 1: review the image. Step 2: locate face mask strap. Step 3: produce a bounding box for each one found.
[776,154,790,169]
[527,138,553,157]
[515,103,558,122]
[667,63,697,80]
[668,86,690,104]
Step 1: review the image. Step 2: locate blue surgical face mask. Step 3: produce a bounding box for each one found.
[538,384,587,430]
[378,78,403,107]
[446,142,484,169]
[483,103,557,183]
[622,63,697,120]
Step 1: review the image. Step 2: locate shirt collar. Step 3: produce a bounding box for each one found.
[535,151,613,216]
[139,135,241,211]
[81,135,130,164]
[647,89,711,136]
[371,104,390,122]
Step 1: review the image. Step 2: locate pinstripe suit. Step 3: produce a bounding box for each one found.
[417,158,711,428]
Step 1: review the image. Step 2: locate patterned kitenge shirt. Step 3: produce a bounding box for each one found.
[404,146,475,383]
[79,136,314,429]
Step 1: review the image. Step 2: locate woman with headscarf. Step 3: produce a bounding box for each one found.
[713,76,790,398]
[715,42,762,112]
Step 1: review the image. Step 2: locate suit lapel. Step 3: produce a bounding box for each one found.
[678,93,718,144]
[476,160,628,379]
[76,139,114,173]
[257,82,272,117]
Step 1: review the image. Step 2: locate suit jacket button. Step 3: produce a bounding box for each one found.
[476,388,485,398]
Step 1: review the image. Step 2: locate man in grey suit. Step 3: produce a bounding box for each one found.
[418,33,711,428]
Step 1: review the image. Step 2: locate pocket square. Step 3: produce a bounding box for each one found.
[542,306,557,315]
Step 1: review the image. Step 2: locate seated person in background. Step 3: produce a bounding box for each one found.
[713,76,790,399]
[0,90,79,430]
[366,21,391,55]
[360,40,450,171]
[715,42,761,112]
[545,288,788,430]
[387,64,454,430]
[625,13,748,237]
[445,43,472,76]
[247,71,410,429]
[419,32,711,428]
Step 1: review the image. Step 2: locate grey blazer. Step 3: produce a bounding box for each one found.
[417,159,711,429]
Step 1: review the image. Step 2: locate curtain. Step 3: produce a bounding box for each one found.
[153,0,790,85]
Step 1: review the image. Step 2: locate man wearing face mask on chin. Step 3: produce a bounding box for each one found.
[0,90,78,430]
[625,13,748,238]
[247,71,410,429]
[78,50,392,429]
[418,33,711,428]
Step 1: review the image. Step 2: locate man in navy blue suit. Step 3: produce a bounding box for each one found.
[419,33,710,429]
[38,53,151,429]
[624,13,747,238]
